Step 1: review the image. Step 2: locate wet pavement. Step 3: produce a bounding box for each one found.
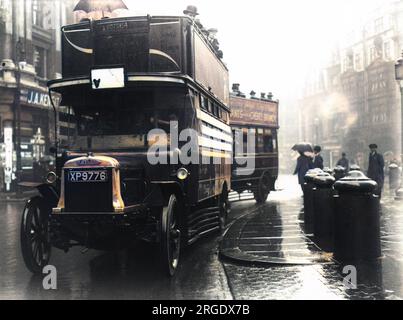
[222,176,403,300]
[220,202,332,265]
[1,175,403,300]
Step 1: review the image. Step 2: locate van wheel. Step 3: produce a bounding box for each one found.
[254,174,271,204]
[160,194,182,277]
[20,197,51,274]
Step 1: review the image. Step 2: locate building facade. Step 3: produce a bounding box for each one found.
[0,0,75,191]
[300,0,403,170]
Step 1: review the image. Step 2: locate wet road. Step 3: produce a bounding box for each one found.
[0,192,254,300]
[1,175,403,300]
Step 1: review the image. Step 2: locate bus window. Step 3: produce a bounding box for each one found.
[214,104,220,118]
[201,95,208,111]
[257,128,264,153]
[233,127,242,156]
[222,110,229,122]
[244,127,255,154]
[272,131,278,151]
[263,128,274,153]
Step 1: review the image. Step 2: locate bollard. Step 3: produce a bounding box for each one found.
[349,164,361,172]
[333,171,381,262]
[303,169,323,229]
[334,165,346,180]
[312,172,336,251]
[388,163,400,190]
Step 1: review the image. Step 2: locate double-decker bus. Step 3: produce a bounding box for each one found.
[20,14,231,276]
[230,89,279,203]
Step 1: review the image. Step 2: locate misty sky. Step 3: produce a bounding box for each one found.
[120,0,395,103]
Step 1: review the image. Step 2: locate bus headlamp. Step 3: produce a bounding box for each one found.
[177,168,189,180]
[46,172,57,184]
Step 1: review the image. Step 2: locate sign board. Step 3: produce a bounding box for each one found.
[230,96,279,128]
[91,67,125,90]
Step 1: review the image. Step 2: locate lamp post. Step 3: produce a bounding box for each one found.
[394,52,403,200]
[13,39,24,195]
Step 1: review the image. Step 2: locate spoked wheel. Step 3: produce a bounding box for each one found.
[218,190,230,232]
[160,194,182,277]
[254,174,271,204]
[20,197,51,274]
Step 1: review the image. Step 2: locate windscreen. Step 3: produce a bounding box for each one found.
[58,86,193,151]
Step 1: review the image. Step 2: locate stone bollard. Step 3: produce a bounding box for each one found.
[303,169,323,229]
[312,172,336,251]
[334,166,346,181]
[349,164,361,172]
[388,163,400,190]
[333,171,381,262]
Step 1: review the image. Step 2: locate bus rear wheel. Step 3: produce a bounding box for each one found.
[160,194,182,277]
[254,174,271,204]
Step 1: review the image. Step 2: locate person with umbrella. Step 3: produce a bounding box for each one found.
[292,143,314,192]
[367,144,385,198]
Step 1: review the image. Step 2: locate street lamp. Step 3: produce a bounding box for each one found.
[13,39,25,195]
[394,52,403,200]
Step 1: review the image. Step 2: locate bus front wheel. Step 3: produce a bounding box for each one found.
[20,197,52,274]
[159,194,182,277]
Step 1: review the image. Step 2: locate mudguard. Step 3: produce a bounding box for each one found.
[19,182,59,208]
[148,181,184,207]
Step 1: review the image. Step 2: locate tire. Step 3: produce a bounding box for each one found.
[218,190,230,232]
[254,174,271,204]
[20,197,51,274]
[160,194,182,277]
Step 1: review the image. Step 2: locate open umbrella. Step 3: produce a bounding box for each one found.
[291,142,313,153]
[74,0,128,17]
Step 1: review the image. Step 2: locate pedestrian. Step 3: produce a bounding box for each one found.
[367,144,385,198]
[336,152,350,173]
[294,151,314,192]
[313,146,324,170]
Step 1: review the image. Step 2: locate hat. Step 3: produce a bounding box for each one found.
[369,144,378,149]
[183,5,199,17]
[314,146,322,152]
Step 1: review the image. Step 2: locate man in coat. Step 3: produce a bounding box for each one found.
[294,152,314,192]
[367,144,385,197]
[313,146,324,170]
[336,153,350,173]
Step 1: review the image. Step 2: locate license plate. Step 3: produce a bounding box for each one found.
[68,170,108,183]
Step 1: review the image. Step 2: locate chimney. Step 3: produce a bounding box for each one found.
[267,92,273,100]
[250,91,257,99]
[260,93,266,100]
